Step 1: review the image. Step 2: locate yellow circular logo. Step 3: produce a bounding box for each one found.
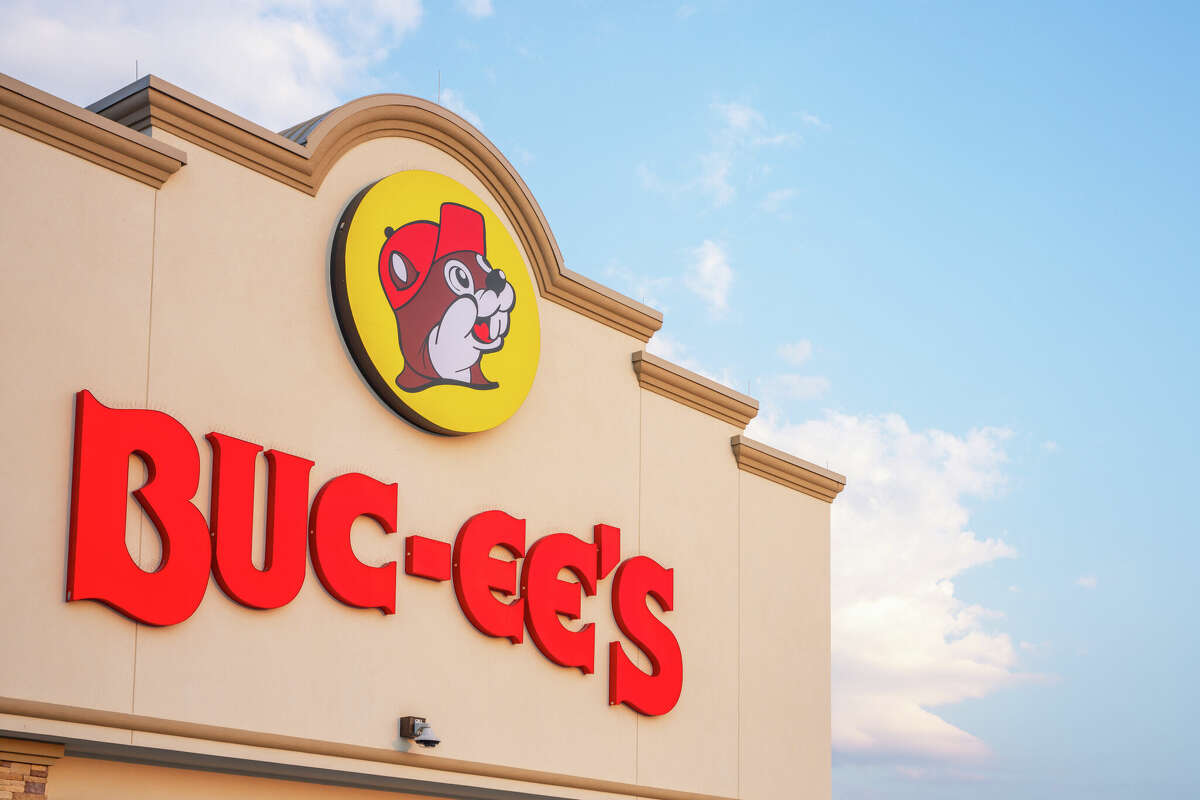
[330,171,541,435]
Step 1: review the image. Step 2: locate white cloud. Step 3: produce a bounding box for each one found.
[439,87,483,129]
[1075,575,1098,589]
[604,261,672,311]
[698,152,735,206]
[646,332,686,362]
[1042,440,1061,453]
[684,240,733,315]
[636,101,796,207]
[456,0,493,18]
[779,339,813,365]
[635,163,665,192]
[761,187,797,214]
[801,111,831,130]
[0,0,423,131]
[712,102,796,147]
[646,328,1041,768]
[714,101,765,133]
[510,145,535,166]
[763,342,828,400]
[748,410,1029,764]
[646,333,736,387]
[690,101,796,206]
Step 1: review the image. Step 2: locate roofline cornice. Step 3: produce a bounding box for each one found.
[87,76,663,342]
[0,72,185,188]
[731,434,846,503]
[632,351,759,429]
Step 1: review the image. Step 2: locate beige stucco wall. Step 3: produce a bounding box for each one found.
[0,124,149,723]
[739,475,832,800]
[0,106,833,800]
[638,391,741,797]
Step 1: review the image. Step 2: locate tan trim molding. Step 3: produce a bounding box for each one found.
[731,435,846,502]
[0,72,185,189]
[0,697,732,800]
[0,736,65,766]
[87,75,663,342]
[632,351,758,428]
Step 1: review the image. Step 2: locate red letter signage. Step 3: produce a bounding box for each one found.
[452,510,526,643]
[608,555,684,716]
[67,390,211,626]
[309,473,398,614]
[207,433,313,610]
[65,391,685,716]
[521,532,599,673]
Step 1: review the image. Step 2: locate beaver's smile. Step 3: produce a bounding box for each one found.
[472,317,494,344]
[470,299,510,347]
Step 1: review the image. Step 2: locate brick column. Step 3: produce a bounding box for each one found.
[0,738,64,799]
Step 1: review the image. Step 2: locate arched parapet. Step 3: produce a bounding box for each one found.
[89,76,663,341]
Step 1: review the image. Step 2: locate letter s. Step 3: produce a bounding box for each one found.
[608,555,683,716]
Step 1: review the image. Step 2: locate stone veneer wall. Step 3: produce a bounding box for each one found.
[0,760,49,798]
[0,739,64,799]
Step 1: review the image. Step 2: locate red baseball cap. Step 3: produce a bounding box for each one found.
[378,203,486,310]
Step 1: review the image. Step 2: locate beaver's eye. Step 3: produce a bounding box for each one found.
[444,259,474,295]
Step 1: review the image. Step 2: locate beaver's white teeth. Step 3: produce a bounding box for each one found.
[490,314,501,341]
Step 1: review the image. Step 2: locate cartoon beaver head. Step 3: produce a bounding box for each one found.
[377,203,515,392]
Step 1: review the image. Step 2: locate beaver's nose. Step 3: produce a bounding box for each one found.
[486,269,508,294]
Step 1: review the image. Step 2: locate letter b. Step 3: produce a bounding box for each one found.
[67,390,211,626]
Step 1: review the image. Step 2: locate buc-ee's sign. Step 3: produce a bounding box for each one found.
[66,390,683,716]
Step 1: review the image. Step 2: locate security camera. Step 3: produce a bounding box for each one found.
[414,721,440,748]
[399,715,441,748]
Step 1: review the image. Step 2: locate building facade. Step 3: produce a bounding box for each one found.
[0,72,843,800]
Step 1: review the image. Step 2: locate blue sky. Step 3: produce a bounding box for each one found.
[2,1,1197,796]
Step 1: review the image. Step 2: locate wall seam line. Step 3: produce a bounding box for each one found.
[144,193,156,407]
[635,376,643,786]
[129,189,159,736]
